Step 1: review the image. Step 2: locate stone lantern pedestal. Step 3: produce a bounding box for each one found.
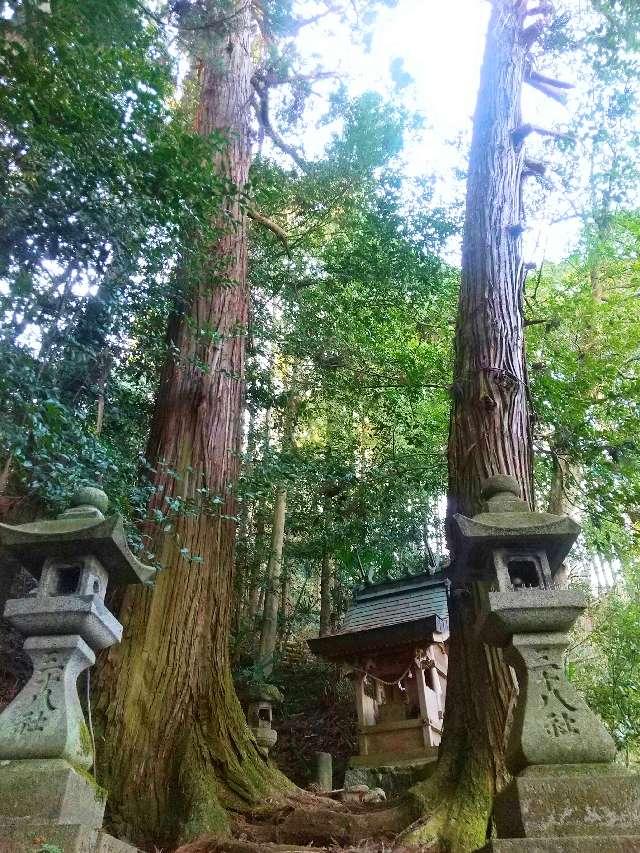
[480,591,640,850]
[451,477,640,852]
[0,488,153,852]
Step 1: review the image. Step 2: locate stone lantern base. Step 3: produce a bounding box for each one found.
[0,759,137,852]
[478,764,640,852]
[480,838,640,851]
[494,764,640,839]
[0,824,135,852]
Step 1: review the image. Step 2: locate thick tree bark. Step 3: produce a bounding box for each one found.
[447,5,533,516]
[406,2,534,849]
[92,4,286,847]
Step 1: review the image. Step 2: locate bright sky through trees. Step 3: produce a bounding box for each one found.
[295,0,587,263]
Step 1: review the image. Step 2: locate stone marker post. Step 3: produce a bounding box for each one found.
[451,476,640,852]
[0,487,153,853]
[314,751,333,791]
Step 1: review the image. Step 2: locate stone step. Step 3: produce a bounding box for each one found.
[0,825,137,852]
[479,838,640,852]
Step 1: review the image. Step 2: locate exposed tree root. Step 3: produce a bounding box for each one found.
[176,839,322,853]
[173,793,413,852]
[176,839,439,853]
[398,718,494,852]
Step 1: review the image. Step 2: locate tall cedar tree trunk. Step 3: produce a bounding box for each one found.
[406,2,534,849]
[93,5,285,846]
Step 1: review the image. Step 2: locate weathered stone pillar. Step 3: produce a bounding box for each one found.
[0,635,95,767]
[0,487,153,852]
[314,751,333,791]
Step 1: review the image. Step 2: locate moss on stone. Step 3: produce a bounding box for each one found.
[79,721,94,759]
[242,682,284,703]
[67,759,107,803]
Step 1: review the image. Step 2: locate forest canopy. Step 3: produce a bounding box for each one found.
[0,0,639,850]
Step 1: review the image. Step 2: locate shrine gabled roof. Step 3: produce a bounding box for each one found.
[308,572,449,661]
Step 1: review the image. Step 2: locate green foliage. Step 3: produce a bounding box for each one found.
[570,563,640,758]
[527,213,640,555]
[0,0,224,518]
[231,91,457,663]
[1,0,640,779]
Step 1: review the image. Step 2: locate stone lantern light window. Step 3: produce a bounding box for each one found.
[40,556,108,600]
[492,548,552,592]
[451,474,578,591]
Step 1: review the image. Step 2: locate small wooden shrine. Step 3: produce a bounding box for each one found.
[308,572,449,769]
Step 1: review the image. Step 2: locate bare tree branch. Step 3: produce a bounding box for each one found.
[285,4,341,36]
[512,123,573,147]
[525,3,555,17]
[253,68,340,88]
[527,69,574,90]
[247,207,290,256]
[525,75,569,105]
[251,88,308,172]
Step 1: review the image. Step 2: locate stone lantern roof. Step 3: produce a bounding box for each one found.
[450,474,580,582]
[0,485,154,586]
[308,571,449,662]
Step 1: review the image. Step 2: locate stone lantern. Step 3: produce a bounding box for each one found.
[0,486,153,852]
[453,476,640,850]
[451,474,579,593]
[244,683,283,757]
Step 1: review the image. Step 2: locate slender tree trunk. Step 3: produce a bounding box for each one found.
[319,548,333,637]
[257,486,287,677]
[407,3,534,849]
[245,410,271,630]
[254,583,266,633]
[92,5,285,846]
[234,407,257,637]
[319,491,334,638]
[547,454,567,514]
[279,558,289,643]
[256,393,299,675]
[246,506,265,627]
[319,416,335,637]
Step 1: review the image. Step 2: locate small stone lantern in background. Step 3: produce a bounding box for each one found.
[244,682,283,757]
[452,475,640,850]
[0,486,153,852]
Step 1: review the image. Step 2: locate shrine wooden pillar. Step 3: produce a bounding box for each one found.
[429,659,443,714]
[412,660,432,749]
